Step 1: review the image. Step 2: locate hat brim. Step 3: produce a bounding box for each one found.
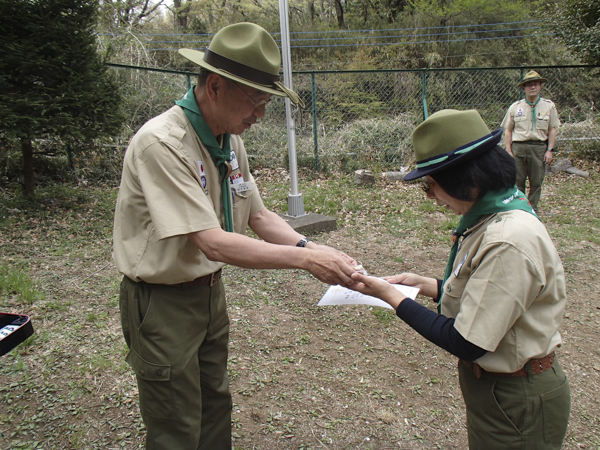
[404,128,503,181]
[518,77,547,87]
[179,48,287,98]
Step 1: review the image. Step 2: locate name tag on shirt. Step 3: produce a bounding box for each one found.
[454,252,468,277]
[232,181,252,193]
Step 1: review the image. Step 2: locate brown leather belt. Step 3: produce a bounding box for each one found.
[516,140,547,146]
[461,352,555,378]
[172,269,222,288]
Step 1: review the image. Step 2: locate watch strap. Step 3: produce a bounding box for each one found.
[296,238,311,247]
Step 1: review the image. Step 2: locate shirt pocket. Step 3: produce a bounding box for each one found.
[441,273,469,317]
[514,116,529,132]
[231,183,255,232]
[536,116,549,132]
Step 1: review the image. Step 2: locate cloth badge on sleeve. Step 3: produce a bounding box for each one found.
[229,150,239,171]
[197,161,208,194]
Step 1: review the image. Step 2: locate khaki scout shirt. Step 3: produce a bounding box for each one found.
[501,97,560,142]
[441,210,566,373]
[113,105,265,284]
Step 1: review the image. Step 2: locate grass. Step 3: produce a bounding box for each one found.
[0,166,599,449]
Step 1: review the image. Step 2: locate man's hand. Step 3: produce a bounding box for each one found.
[307,242,357,266]
[544,150,553,165]
[305,249,358,286]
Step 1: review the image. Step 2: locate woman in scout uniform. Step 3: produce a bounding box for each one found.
[349,109,570,449]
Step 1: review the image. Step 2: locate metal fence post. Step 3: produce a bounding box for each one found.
[422,70,428,120]
[311,73,319,171]
[518,68,526,100]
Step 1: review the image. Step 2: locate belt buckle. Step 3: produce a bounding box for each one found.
[209,271,219,287]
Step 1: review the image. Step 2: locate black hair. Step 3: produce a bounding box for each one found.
[431,145,516,201]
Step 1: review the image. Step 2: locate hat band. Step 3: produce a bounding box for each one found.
[204,49,280,86]
[416,134,495,169]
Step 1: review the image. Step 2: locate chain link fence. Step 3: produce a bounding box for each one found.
[110,64,600,174]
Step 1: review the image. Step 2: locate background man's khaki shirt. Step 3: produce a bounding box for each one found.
[501,98,560,142]
[113,106,265,284]
[441,210,566,372]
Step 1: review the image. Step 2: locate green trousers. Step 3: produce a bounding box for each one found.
[119,276,232,450]
[512,141,548,211]
[458,358,570,450]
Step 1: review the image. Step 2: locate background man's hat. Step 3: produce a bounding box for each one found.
[517,70,548,87]
[179,22,303,107]
[404,109,503,181]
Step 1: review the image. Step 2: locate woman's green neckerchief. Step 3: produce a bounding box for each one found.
[439,186,538,312]
[526,97,541,129]
[175,86,234,232]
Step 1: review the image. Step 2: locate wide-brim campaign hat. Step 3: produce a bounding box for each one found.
[517,70,547,87]
[179,22,303,107]
[404,109,503,181]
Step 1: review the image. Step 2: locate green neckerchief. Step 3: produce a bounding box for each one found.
[175,86,234,232]
[525,97,541,129]
[439,186,538,312]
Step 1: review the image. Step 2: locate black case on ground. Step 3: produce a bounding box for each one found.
[0,312,34,356]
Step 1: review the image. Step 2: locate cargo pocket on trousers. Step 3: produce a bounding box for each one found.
[127,348,174,419]
[541,377,570,444]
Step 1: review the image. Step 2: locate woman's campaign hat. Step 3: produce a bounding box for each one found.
[517,70,548,87]
[404,109,503,181]
[179,22,303,107]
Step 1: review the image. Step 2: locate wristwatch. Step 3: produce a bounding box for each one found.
[296,238,311,247]
[547,148,554,152]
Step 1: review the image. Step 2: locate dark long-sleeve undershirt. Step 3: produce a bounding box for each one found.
[395,297,487,361]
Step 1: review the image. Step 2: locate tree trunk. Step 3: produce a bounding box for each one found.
[334,0,345,29]
[21,137,35,198]
[308,0,316,26]
[173,0,187,30]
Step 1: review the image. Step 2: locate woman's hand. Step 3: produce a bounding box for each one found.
[382,273,439,299]
[348,273,405,309]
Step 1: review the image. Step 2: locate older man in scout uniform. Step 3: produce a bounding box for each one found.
[113,22,358,450]
[501,70,560,212]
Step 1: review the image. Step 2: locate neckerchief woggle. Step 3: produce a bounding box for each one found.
[525,97,541,129]
[176,86,234,232]
[439,186,538,313]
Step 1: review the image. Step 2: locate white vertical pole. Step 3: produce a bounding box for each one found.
[278,0,305,217]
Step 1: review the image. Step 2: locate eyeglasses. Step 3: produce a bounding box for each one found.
[232,81,272,108]
[421,179,436,194]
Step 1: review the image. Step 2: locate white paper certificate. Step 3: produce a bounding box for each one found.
[318,283,420,310]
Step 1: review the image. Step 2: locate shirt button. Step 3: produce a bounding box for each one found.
[155,369,163,377]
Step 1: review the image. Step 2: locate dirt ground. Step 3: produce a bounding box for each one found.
[1,171,599,449]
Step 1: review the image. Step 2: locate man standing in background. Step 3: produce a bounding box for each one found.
[502,70,560,212]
